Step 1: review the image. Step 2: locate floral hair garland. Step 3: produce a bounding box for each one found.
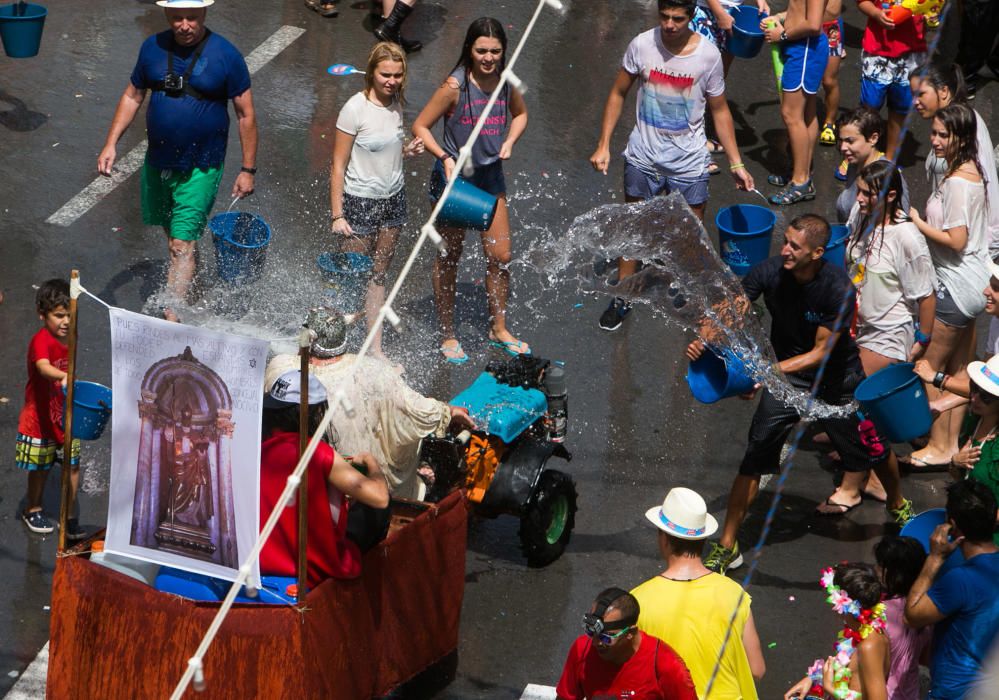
[804,568,887,700]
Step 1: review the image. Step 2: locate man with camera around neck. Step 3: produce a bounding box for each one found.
[97,0,257,321]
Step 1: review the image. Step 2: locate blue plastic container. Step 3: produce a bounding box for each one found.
[686,346,756,404]
[451,372,548,443]
[66,381,112,440]
[716,204,777,276]
[210,211,271,284]
[155,567,296,605]
[823,224,850,268]
[317,252,374,313]
[854,362,931,443]
[0,2,46,58]
[438,176,498,231]
[900,508,966,577]
[728,6,766,59]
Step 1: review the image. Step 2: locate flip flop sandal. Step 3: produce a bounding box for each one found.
[440,341,468,365]
[898,454,951,472]
[489,338,532,357]
[769,181,815,206]
[834,159,849,182]
[706,138,724,154]
[819,123,836,146]
[707,160,721,176]
[318,2,339,16]
[815,497,861,516]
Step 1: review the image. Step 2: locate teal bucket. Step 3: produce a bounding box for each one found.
[716,204,777,276]
[65,381,112,440]
[438,177,498,231]
[686,346,755,403]
[822,224,850,268]
[0,2,46,58]
[317,252,373,313]
[210,212,271,284]
[854,362,931,443]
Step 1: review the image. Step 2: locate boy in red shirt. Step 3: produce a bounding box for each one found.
[556,588,697,700]
[856,0,927,159]
[15,279,83,537]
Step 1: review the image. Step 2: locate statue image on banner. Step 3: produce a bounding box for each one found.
[129,346,239,567]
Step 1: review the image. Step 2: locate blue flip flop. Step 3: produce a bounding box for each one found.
[489,338,531,357]
[440,341,468,365]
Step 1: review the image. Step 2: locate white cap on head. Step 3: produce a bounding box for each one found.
[156,0,214,8]
[644,487,718,540]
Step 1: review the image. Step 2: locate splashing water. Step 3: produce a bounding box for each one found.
[519,192,853,419]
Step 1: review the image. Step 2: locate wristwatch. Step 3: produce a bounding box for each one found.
[779,29,788,41]
[240,166,257,175]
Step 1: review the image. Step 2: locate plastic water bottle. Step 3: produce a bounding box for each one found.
[544,365,568,443]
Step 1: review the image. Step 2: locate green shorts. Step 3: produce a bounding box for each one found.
[141,161,224,241]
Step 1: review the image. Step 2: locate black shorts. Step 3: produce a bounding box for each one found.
[738,373,890,476]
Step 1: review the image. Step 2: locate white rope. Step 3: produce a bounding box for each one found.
[169,1,566,696]
[78,286,113,310]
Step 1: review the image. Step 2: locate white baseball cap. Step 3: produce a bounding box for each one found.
[645,487,718,540]
[156,0,215,8]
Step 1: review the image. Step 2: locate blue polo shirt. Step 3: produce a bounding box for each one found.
[926,551,999,699]
[130,29,251,171]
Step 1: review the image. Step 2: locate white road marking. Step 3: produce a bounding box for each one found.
[520,684,557,700]
[4,642,48,700]
[46,25,306,227]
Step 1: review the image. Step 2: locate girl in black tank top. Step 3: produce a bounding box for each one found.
[412,17,530,364]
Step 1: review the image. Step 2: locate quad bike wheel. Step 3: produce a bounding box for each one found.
[518,469,577,567]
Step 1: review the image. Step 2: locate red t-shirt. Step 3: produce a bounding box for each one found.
[17,327,69,443]
[259,431,361,587]
[859,1,926,57]
[556,631,698,700]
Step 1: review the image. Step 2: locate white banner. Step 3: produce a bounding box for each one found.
[106,309,267,586]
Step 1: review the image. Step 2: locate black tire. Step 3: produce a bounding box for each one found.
[518,469,577,567]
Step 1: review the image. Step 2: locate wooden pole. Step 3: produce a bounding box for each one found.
[296,328,311,603]
[58,270,80,552]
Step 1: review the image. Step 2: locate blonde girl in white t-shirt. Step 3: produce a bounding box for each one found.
[330,42,424,360]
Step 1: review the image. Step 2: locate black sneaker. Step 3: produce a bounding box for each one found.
[598,297,632,332]
[65,518,87,541]
[22,510,54,534]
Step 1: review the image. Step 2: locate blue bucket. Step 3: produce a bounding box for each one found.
[0,2,46,58]
[716,204,777,276]
[66,381,112,440]
[900,508,966,577]
[822,224,850,268]
[854,362,931,443]
[438,176,498,231]
[728,6,766,59]
[210,212,271,284]
[686,346,756,404]
[317,252,373,313]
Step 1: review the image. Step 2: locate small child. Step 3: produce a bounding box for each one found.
[855,0,927,160]
[15,279,83,538]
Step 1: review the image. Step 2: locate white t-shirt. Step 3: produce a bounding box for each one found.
[925,110,999,255]
[847,219,936,359]
[925,176,990,319]
[621,29,723,179]
[335,92,405,199]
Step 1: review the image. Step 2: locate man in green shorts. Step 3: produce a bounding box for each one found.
[97,0,257,319]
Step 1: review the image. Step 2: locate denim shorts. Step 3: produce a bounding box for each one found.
[342,187,407,236]
[429,158,506,203]
[623,160,710,206]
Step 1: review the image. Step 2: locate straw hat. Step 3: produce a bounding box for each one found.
[968,355,999,399]
[644,487,718,540]
[156,0,215,8]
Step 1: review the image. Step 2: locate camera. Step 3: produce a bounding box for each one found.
[163,72,185,95]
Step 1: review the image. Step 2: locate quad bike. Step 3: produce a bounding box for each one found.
[422,355,577,567]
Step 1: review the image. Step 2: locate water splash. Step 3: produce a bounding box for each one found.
[519,193,852,419]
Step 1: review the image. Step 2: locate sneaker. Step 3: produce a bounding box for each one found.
[819,123,836,146]
[22,510,54,534]
[888,498,915,526]
[598,297,632,332]
[65,518,87,541]
[705,541,743,575]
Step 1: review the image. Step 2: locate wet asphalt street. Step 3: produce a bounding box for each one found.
[0,0,996,697]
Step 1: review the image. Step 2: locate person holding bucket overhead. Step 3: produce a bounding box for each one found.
[330,42,424,362]
[411,17,529,364]
[825,160,934,512]
[97,0,258,322]
[685,214,913,574]
[904,103,991,470]
[589,0,755,332]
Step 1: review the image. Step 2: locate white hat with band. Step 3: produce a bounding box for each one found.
[156,0,215,8]
[645,487,718,540]
[968,355,999,398]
